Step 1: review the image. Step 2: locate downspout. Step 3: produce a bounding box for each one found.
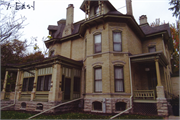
[110,57,133,119]
[1,69,20,110]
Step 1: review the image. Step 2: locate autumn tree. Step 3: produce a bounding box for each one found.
[0,0,27,43]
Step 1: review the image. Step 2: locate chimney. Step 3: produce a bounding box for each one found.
[62,4,74,37]
[126,0,133,15]
[139,15,148,25]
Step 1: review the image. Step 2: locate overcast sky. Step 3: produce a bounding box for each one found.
[2,0,178,54]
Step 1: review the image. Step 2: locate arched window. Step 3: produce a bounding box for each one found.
[115,102,126,111]
[36,103,43,110]
[92,101,102,111]
[21,102,26,108]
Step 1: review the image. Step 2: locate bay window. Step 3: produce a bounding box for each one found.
[113,31,122,51]
[114,66,124,92]
[94,68,102,92]
[94,34,101,53]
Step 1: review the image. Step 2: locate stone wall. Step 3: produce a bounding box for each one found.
[1,100,14,110]
[84,97,130,113]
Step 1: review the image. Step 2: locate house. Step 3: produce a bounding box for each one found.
[1,0,174,116]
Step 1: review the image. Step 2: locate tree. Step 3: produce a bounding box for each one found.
[0,0,27,43]
[169,0,180,19]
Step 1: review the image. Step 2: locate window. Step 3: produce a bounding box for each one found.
[37,75,51,91]
[93,101,102,111]
[148,46,156,53]
[49,50,54,57]
[21,102,26,108]
[94,34,101,53]
[36,103,43,110]
[113,31,122,51]
[94,6,100,16]
[22,77,34,91]
[74,77,80,92]
[115,102,126,111]
[114,66,124,92]
[94,68,102,92]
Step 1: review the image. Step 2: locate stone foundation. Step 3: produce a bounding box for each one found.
[156,98,169,116]
[1,99,82,113]
[84,98,130,113]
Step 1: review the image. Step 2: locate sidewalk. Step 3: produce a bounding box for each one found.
[164,115,180,120]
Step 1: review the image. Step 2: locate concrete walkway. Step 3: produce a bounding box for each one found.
[164,115,180,120]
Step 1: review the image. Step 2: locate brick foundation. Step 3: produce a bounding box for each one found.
[156,98,169,116]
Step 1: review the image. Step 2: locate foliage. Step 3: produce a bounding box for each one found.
[169,0,180,19]
[1,111,163,119]
[0,0,27,43]
[170,22,179,73]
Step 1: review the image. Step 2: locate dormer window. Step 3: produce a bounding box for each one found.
[95,6,100,16]
[49,50,55,57]
[148,46,156,53]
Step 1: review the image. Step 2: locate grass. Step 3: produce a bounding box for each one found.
[1,110,163,119]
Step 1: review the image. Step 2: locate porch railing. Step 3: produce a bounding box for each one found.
[134,90,155,100]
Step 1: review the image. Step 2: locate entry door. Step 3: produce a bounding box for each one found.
[147,71,157,90]
[64,78,71,100]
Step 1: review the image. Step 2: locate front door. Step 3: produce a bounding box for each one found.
[64,78,71,100]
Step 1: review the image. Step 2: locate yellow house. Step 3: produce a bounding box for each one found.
[1,0,173,116]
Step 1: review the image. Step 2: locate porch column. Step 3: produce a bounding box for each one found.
[1,71,8,100]
[31,68,38,101]
[155,59,162,86]
[17,71,23,100]
[155,59,168,116]
[49,61,62,102]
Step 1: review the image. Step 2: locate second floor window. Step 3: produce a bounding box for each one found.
[95,6,100,16]
[113,31,122,51]
[94,34,101,53]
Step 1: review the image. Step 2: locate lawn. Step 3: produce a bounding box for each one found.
[1,110,163,119]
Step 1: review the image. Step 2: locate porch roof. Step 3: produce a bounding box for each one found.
[5,55,83,71]
[130,51,169,67]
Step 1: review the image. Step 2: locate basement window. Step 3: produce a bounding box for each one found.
[36,103,43,110]
[115,102,126,111]
[92,101,102,111]
[21,102,26,108]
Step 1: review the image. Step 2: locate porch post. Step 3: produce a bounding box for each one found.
[155,59,168,116]
[1,71,8,100]
[49,61,62,102]
[155,59,162,86]
[31,68,38,101]
[17,71,23,100]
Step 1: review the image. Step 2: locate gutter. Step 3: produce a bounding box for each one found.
[110,57,133,119]
[0,69,20,110]
[27,97,82,119]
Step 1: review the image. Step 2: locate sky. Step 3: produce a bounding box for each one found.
[1,0,178,54]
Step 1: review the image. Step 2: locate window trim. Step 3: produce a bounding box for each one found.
[113,31,122,52]
[148,46,156,53]
[114,66,124,92]
[94,33,102,54]
[22,77,34,92]
[36,75,52,91]
[94,67,102,93]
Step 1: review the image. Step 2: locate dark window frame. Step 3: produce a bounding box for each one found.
[148,46,156,53]
[113,31,122,52]
[22,77,34,92]
[94,67,102,93]
[93,101,102,111]
[114,66,124,92]
[94,33,102,53]
[36,75,52,91]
